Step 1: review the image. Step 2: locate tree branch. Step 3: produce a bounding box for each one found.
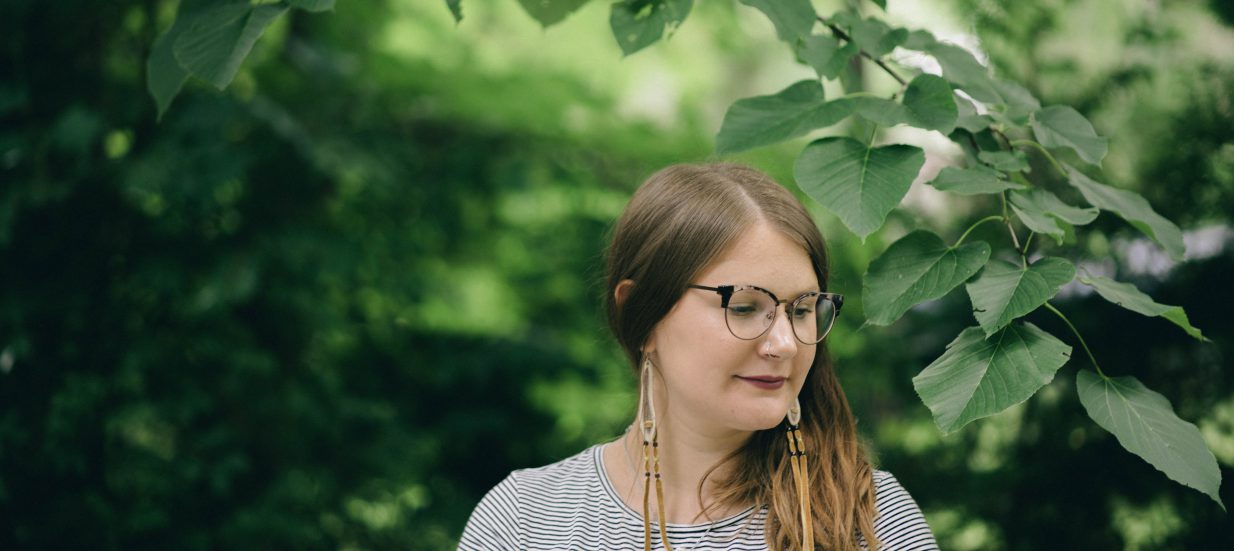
[818,17,908,86]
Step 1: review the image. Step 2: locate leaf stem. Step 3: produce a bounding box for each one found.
[952,215,1003,248]
[1044,302,1105,377]
[818,17,909,86]
[1012,139,1067,177]
[1000,191,1023,253]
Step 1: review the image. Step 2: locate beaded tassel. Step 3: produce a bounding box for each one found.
[639,357,673,550]
[786,403,814,550]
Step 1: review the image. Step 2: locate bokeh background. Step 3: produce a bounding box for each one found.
[2,0,1233,548]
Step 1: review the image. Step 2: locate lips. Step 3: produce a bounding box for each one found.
[737,375,786,390]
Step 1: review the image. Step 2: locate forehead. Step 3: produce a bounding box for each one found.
[694,223,819,294]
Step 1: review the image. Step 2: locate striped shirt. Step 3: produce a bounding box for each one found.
[458,444,937,550]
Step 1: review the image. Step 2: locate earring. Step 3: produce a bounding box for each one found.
[786,398,814,550]
[639,356,673,551]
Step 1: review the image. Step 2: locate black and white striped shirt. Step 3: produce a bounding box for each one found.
[459,444,938,550]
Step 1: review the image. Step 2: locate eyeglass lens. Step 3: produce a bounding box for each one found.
[723,289,836,343]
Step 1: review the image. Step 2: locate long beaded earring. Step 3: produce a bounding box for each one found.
[786,398,814,550]
[639,356,673,551]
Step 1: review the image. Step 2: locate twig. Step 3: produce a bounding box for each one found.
[818,17,908,86]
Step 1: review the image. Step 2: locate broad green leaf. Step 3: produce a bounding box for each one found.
[1033,106,1108,166]
[444,0,463,22]
[610,0,692,56]
[966,257,1075,336]
[903,74,957,134]
[517,0,589,27]
[1064,165,1185,261]
[1077,370,1224,508]
[978,150,1029,172]
[846,95,913,128]
[901,29,937,50]
[147,0,207,120]
[914,323,1071,433]
[797,34,858,79]
[794,137,924,238]
[929,166,1024,195]
[844,16,906,58]
[1078,275,1208,341]
[992,79,1040,123]
[288,0,336,12]
[738,0,815,42]
[863,230,991,325]
[924,42,1002,105]
[715,81,852,154]
[173,2,288,90]
[1008,188,1098,244]
[954,97,994,133]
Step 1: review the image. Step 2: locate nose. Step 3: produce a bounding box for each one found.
[761,305,798,360]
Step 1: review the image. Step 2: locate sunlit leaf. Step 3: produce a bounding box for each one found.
[1078,275,1208,341]
[739,0,816,42]
[610,0,692,56]
[993,79,1040,124]
[1064,164,1185,261]
[914,323,1071,433]
[1008,188,1098,243]
[794,137,924,238]
[966,257,1075,337]
[1033,106,1108,166]
[1077,370,1224,508]
[929,166,1024,195]
[715,80,851,153]
[863,230,990,325]
[173,2,288,90]
[517,0,590,27]
[954,97,994,133]
[923,42,1001,105]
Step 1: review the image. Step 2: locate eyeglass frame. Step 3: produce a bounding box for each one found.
[686,284,844,345]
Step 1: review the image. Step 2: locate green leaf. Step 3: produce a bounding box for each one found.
[902,74,957,134]
[1008,188,1098,244]
[738,0,816,42]
[846,95,913,128]
[978,150,1029,172]
[715,81,852,154]
[797,34,858,79]
[1078,275,1208,341]
[794,137,924,239]
[966,257,1075,337]
[444,0,463,22]
[954,97,994,133]
[287,0,336,12]
[844,16,906,58]
[924,42,1002,105]
[901,29,937,50]
[1032,106,1108,166]
[863,230,991,325]
[173,2,288,90]
[1064,165,1185,261]
[914,323,1071,433]
[610,0,692,56]
[1077,370,1224,508]
[147,6,195,120]
[992,79,1040,124]
[929,166,1024,195]
[517,0,590,27]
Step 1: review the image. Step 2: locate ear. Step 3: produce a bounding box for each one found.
[613,279,635,306]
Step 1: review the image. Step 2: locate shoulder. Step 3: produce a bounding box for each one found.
[869,469,939,551]
[457,446,604,551]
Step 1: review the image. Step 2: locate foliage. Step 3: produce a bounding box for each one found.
[4,0,1232,549]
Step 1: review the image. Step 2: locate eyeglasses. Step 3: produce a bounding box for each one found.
[687,284,843,345]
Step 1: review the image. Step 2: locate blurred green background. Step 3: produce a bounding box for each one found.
[2,0,1232,548]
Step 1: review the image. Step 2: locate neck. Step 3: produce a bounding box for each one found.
[618,412,752,524]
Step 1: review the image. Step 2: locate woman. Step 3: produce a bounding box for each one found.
[459,163,937,550]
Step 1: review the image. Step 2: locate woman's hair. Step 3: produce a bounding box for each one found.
[604,163,878,550]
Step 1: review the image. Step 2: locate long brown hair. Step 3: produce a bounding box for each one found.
[604,163,879,550]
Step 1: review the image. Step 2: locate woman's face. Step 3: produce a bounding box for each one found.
[646,222,819,436]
